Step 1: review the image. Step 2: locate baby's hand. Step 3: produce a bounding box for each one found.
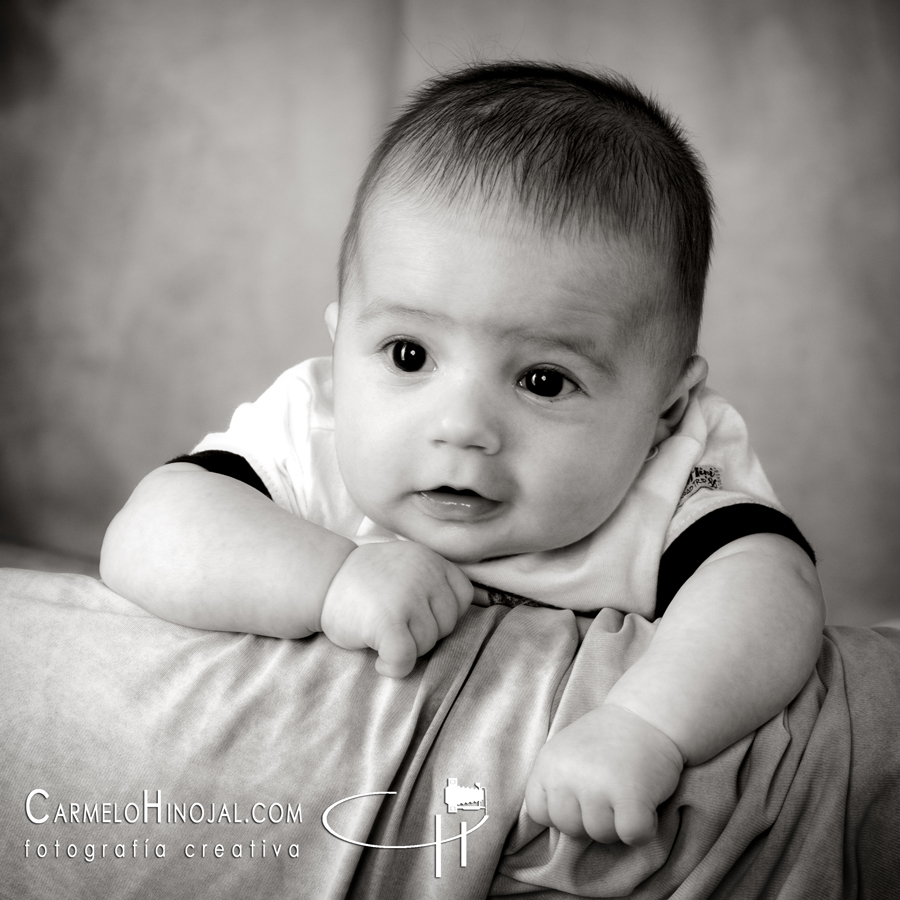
[320,541,473,678]
[525,704,684,846]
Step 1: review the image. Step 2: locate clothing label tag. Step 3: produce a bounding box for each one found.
[679,465,722,505]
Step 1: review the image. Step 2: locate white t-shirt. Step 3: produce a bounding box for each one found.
[193,357,784,619]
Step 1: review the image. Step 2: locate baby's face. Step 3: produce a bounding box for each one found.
[329,190,677,564]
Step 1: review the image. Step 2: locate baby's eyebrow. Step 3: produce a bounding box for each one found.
[354,300,449,327]
[502,328,620,381]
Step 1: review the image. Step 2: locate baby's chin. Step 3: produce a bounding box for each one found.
[359,496,599,563]
[391,521,582,566]
[372,520,513,564]
[393,529,500,565]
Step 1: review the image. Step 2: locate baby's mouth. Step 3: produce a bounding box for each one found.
[414,486,502,521]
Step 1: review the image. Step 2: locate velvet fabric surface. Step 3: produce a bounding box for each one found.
[1,568,898,898]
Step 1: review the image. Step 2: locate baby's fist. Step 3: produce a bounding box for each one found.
[525,704,684,846]
[320,541,473,678]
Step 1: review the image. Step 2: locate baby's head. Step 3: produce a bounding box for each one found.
[325,62,713,564]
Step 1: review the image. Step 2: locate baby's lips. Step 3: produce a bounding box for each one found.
[430,485,484,498]
[414,488,502,521]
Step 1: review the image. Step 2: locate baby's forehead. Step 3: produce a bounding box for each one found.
[361,184,666,274]
[351,191,672,346]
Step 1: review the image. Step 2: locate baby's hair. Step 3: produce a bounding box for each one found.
[339,61,714,379]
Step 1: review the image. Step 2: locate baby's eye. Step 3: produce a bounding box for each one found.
[389,340,428,373]
[519,368,577,398]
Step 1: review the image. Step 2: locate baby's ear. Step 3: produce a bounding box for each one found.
[653,356,708,446]
[324,302,339,342]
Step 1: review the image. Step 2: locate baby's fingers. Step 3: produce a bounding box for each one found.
[526,776,587,838]
[544,793,589,839]
[374,622,418,678]
[444,562,475,615]
[524,776,550,828]
[407,608,441,655]
[581,793,657,845]
[611,798,658,847]
[579,803,618,844]
[581,792,657,845]
[428,582,471,639]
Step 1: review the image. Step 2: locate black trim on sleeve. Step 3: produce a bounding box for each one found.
[167,450,272,500]
[655,504,816,620]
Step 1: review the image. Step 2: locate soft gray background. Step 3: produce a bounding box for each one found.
[1,0,897,625]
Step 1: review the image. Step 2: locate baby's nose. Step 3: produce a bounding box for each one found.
[427,382,501,454]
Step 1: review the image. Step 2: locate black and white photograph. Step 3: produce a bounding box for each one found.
[1,2,898,897]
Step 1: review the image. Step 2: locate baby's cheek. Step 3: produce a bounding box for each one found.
[338,437,407,523]
[532,467,622,539]
[334,426,380,505]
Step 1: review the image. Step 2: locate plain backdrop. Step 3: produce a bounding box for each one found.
[0,0,898,624]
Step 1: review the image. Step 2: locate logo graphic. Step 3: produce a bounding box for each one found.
[322,779,488,878]
[444,778,485,813]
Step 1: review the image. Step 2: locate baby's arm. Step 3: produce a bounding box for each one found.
[525,532,824,845]
[100,463,472,676]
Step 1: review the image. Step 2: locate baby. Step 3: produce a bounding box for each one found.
[101,63,824,847]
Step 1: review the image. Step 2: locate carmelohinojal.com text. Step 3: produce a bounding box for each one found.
[22,790,304,864]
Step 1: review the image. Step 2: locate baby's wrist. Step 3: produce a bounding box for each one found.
[316,544,359,636]
[598,701,687,769]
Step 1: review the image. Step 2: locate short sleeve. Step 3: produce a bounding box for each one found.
[168,450,272,499]
[190,358,364,536]
[664,389,785,547]
[652,389,816,617]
